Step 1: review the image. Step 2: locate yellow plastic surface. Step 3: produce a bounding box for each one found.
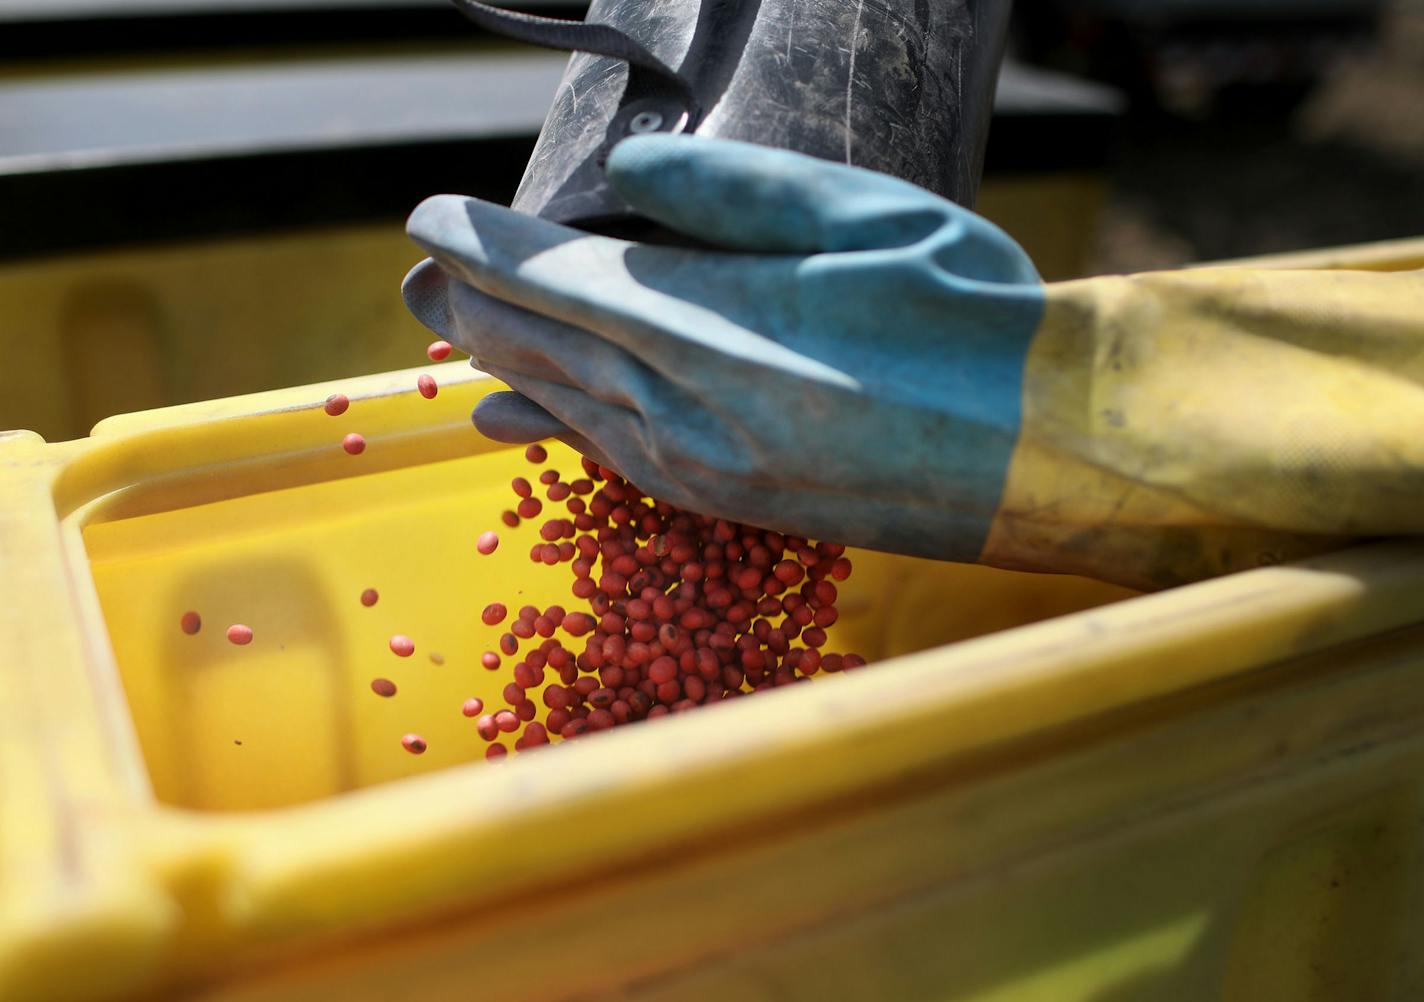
[3,239,1424,1001]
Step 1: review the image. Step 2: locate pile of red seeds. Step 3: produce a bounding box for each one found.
[468,444,866,757]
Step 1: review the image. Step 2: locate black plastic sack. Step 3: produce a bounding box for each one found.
[454,0,1013,233]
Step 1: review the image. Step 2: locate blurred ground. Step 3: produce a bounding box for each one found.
[1086,5,1424,273]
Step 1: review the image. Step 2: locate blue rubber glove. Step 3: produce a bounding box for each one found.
[403,134,1044,562]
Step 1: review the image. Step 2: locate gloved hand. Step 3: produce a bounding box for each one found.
[405,135,1424,591]
[403,134,1045,566]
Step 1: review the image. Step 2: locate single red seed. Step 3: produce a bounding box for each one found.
[180,610,201,635]
[802,627,828,648]
[371,677,397,697]
[462,697,484,717]
[481,603,508,626]
[539,470,560,485]
[518,497,543,519]
[564,613,596,636]
[477,531,499,555]
[525,443,548,463]
[426,339,452,361]
[324,393,349,416]
[390,635,415,657]
[342,433,366,455]
[547,707,572,733]
[360,587,379,607]
[402,733,427,755]
[655,680,681,704]
[227,624,253,646]
[511,477,533,498]
[486,743,507,760]
[561,719,589,739]
[547,482,571,501]
[843,653,868,669]
[481,651,501,670]
[501,510,520,528]
[494,709,519,733]
[476,715,499,740]
[831,557,853,581]
[417,374,438,399]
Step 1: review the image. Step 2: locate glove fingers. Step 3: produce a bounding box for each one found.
[442,279,665,412]
[481,364,677,498]
[401,258,456,339]
[606,134,953,254]
[471,390,617,473]
[408,196,852,391]
[472,390,571,443]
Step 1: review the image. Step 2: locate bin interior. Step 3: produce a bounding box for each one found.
[82,439,1136,813]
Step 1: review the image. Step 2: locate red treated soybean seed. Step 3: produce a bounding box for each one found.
[477,530,500,555]
[481,603,508,626]
[180,610,201,635]
[517,497,543,519]
[525,443,548,463]
[462,697,485,717]
[227,624,253,646]
[494,709,519,733]
[323,393,349,417]
[389,635,415,657]
[501,510,520,528]
[499,632,519,655]
[371,677,397,698]
[426,339,452,361]
[511,476,533,498]
[481,651,501,670]
[402,733,427,755]
[418,373,438,399]
[342,433,366,455]
[360,587,379,607]
[486,743,508,760]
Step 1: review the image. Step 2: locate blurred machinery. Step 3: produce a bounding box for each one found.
[1010,0,1388,114]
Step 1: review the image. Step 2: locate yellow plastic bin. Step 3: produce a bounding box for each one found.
[4,353,1424,1001]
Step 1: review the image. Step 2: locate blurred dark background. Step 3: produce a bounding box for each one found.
[1,0,1420,440]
